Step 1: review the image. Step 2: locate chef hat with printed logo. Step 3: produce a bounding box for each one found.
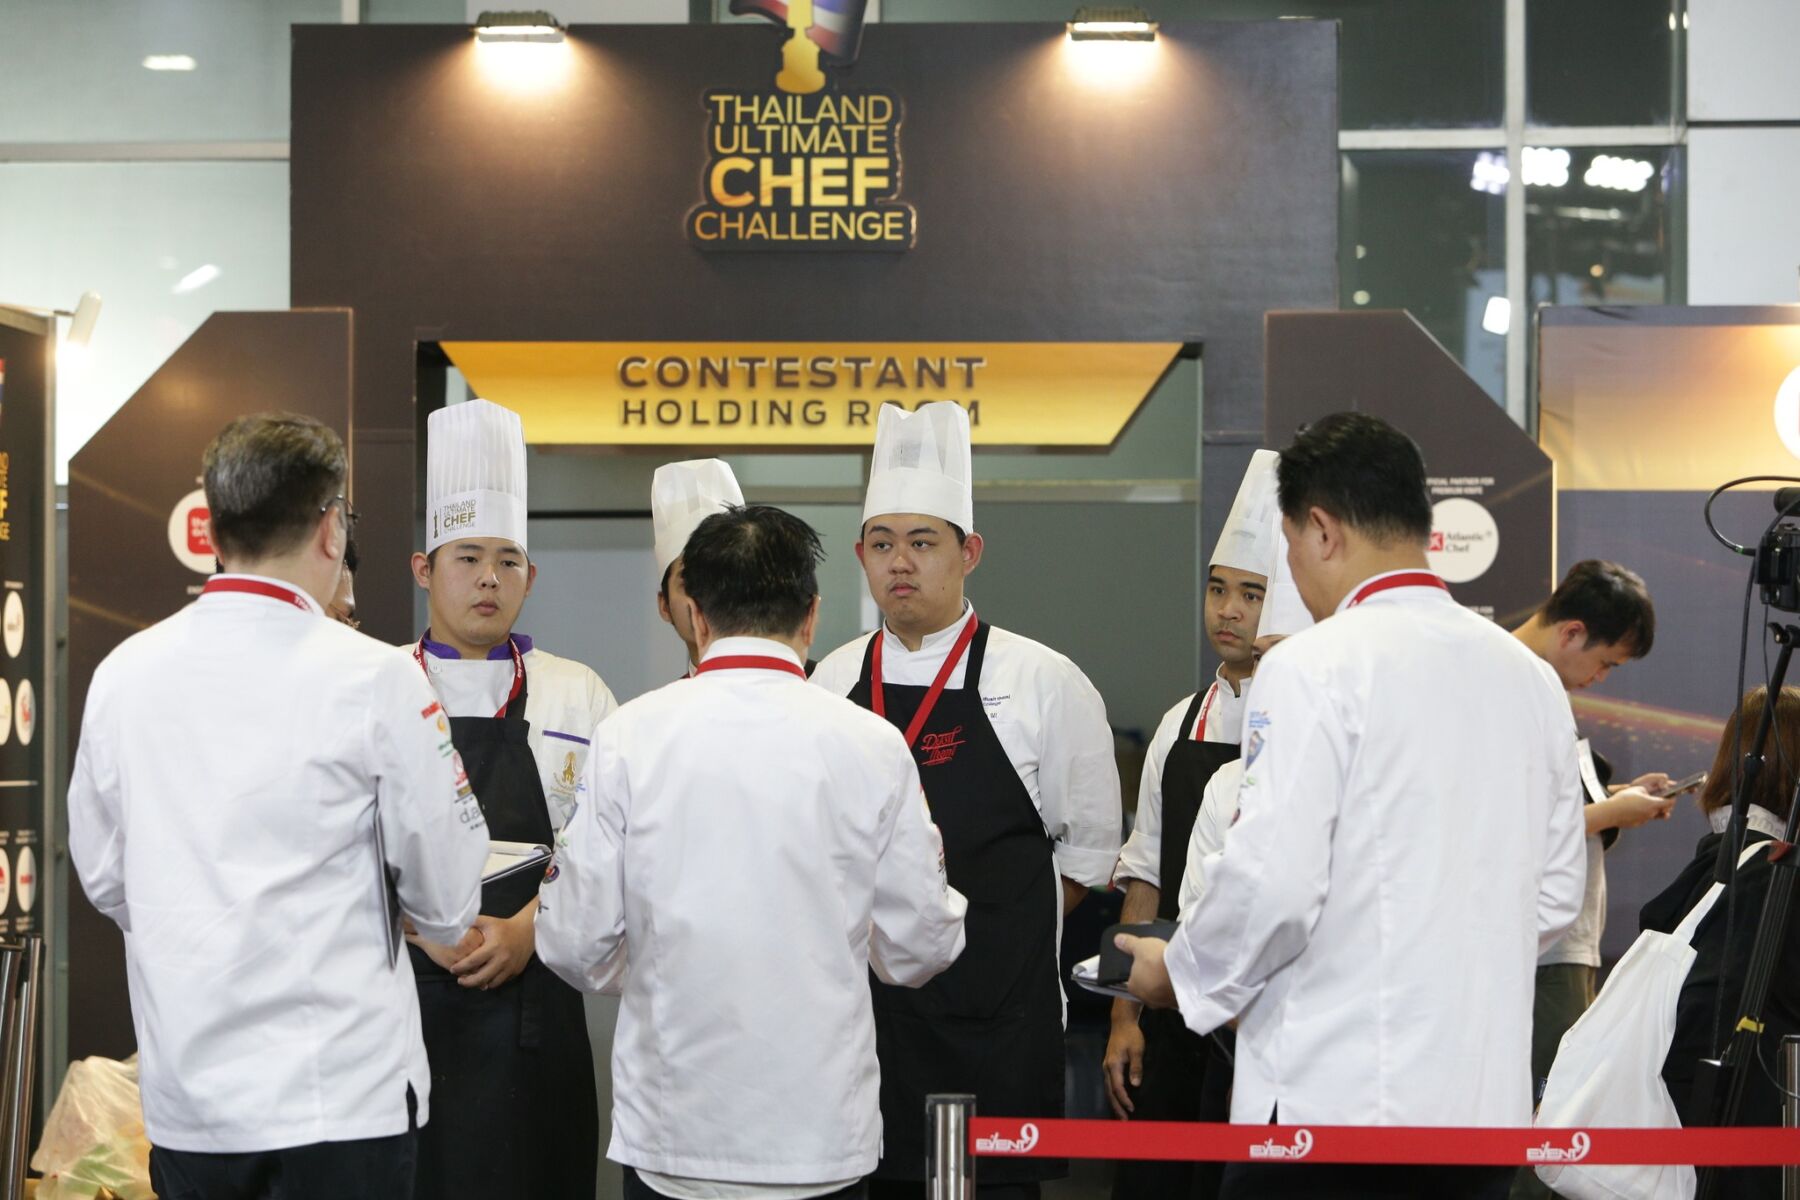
[862,402,975,533]
[425,399,529,554]
[1209,449,1279,578]
[652,459,745,576]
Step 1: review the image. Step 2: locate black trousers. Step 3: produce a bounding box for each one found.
[150,1118,416,1200]
[627,1167,868,1199]
[1111,1010,1232,1200]
[1220,1162,1514,1200]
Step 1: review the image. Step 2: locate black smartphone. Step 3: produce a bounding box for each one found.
[1654,771,1707,798]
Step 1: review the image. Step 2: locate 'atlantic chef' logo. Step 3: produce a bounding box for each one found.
[689,0,914,252]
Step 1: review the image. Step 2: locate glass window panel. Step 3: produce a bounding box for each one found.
[0,163,291,480]
[0,1,341,143]
[883,0,1505,129]
[1340,150,1507,405]
[366,0,466,19]
[1526,146,1680,308]
[1528,0,1679,127]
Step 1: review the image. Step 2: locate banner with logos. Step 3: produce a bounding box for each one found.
[1266,310,1553,629]
[0,317,50,949]
[1539,305,1800,960]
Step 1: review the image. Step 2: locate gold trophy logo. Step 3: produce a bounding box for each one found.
[775,0,826,95]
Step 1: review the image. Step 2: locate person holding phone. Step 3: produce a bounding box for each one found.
[1507,560,1668,1200]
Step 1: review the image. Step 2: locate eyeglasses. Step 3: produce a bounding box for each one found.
[321,496,361,530]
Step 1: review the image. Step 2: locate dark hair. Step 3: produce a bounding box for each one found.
[202,413,347,562]
[343,535,360,576]
[1541,559,1655,656]
[1276,412,1433,545]
[1700,687,1800,819]
[682,505,824,638]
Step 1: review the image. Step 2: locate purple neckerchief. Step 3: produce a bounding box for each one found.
[419,631,535,660]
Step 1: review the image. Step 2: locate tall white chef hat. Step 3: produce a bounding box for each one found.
[1260,519,1314,638]
[1209,449,1280,578]
[862,402,975,533]
[426,399,529,554]
[652,458,745,576]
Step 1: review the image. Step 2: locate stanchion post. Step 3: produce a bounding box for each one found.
[1784,1035,1800,1200]
[925,1093,975,1200]
[0,943,25,1200]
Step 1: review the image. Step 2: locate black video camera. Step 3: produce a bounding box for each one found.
[1760,489,1800,612]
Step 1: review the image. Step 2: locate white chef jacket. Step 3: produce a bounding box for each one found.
[535,636,967,1186]
[69,575,488,1153]
[1177,759,1243,923]
[1164,571,1586,1127]
[1114,669,1247,889]
[413,633,617,830]
[809,603,1123,890]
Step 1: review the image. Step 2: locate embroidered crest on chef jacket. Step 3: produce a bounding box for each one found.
[1244,710,1270,767]
[545,748,582,824]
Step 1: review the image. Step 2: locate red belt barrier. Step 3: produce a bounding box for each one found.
[968,1118,1800,1166]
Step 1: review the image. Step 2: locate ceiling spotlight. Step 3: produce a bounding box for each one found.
[142,54,197,71]
[1583,154,1655,193]
[1521,146,1571,188]
[474,10,564,43]
[1068,6,1158,41]
[1469,151,1509,196]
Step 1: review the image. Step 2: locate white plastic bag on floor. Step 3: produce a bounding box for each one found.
[30,1054,154,1200]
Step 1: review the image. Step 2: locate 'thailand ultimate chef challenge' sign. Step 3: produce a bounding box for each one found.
[441,341,1186,446]
[690,0,912,251]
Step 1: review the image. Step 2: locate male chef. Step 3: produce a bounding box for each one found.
[70,413,486,1200]
[812,400,1122,1199]
[1116,412,1586,1200]
[536,502,967,1200]
[652,458,744,678]
[1107,450,1277,1200]
[406,399,618,1200]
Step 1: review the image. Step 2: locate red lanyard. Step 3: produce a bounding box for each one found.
[413,635,525,719]
[202,576,313,612]
[872,612,979,750]
[694,655,807,679]
[1189,682,1221,742]
[1347,571,1448,608]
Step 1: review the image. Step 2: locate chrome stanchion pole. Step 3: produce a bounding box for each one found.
[5,938,40,1200]
[925,1093,975,1200]
[1784,1035,1800,1200]
[0,943,24,1200]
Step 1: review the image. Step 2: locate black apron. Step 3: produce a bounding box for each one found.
[1114,687,1239,1200]
[850,622,1065,1185]
[409,663,599,1200]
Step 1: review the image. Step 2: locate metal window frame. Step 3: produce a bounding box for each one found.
[1341,0,1687,427]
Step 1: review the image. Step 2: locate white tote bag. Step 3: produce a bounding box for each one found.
[1534,841,1766,1200]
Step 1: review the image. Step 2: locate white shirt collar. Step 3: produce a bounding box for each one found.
[700,636,806,671]
[1709,803,1788,841]
[1215,663,1248,699]
[202,573,326,617]
[879,599,975,657]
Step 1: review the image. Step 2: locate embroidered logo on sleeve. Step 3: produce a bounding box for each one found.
[1244,711,1270,768]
